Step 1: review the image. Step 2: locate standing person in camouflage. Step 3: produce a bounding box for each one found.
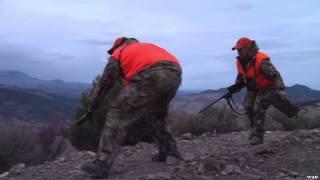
[79,37,182,178]
[230,37,299,145]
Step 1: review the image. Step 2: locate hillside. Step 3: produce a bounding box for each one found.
[1,128,319,180]
[0,85,79,122]
[0,70,90,98]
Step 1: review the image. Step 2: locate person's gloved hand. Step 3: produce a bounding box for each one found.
[74,111,93,126]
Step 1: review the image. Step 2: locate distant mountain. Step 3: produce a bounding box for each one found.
[0,85,79,122]
[171,84,320,112]
[286,84,320,102]
[0,70,90,98]
[177,90,203,95]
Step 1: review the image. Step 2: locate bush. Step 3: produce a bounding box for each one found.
[0,121,67,173]
[169,105,244,137]
[267,106,320,131]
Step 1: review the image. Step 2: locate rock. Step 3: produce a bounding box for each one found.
[277,172,286,177]
[0,172,9,178]
[184,153,196,162]
[235,156,247,167]
[87,151,96,156]
[9,163,26,175]
[203,158,225,172]
[180,133,193,140]
[220,170,227,176]
[280,168,300,177]
[138,172,171,180]
[249,144,274,154]
[189,175,212,180]
[166,156,181,166]
[58,157,66,162]
[180,140,192,145]
[197,163,205,174]
[67,170,82,175]
[224,165,243,175]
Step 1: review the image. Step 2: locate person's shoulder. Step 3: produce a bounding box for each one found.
[257,51,270,59]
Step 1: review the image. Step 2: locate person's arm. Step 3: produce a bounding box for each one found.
[235,73,243,84]
[227,73,245,93]
[88,57,121,112]
[260,60,285,90]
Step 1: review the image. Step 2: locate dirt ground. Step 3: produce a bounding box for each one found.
[1,128,320,180]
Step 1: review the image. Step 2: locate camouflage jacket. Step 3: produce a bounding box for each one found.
[88,57,121,112]
[87,57,181,113]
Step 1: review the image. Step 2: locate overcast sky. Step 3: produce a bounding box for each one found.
[0,0,319,90]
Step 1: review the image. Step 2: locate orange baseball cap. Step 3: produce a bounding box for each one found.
[232,37,252,50]
[108,37,128,54]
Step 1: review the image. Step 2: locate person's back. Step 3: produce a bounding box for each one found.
[79,37,182,178]
[112,42,180,83]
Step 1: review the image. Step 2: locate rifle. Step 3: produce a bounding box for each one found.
[74,111,93,126]
[198,82,245,115]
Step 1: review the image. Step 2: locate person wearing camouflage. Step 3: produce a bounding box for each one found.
[80,37,182,178]
[230,37,299,145]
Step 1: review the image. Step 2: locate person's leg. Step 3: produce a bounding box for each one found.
[81,75,161,177]
[243,91,256,140]
[147,102,181,162]
[145,66,182,162]
[250,89,272,145]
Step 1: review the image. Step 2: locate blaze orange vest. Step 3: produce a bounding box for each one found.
[236,52,274,90]
[112,42,179,84]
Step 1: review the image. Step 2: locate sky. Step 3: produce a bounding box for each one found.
[0,0,319,90]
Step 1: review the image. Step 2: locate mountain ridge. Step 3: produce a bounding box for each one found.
[0,70,90,98]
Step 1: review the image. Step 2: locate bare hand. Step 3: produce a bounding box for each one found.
[278,90,287,99]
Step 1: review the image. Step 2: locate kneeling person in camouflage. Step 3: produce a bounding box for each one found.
[79,37,182,178]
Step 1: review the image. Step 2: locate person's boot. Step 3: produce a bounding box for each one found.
[151,152,167,162]
[151,150,182,162]
[80,159,110,178]
[249,136,263,145]
[248,130,254,141]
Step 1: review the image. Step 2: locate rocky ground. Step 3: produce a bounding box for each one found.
[1,128,320,180]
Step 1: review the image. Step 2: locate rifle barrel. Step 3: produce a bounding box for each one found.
[198,94,226,114]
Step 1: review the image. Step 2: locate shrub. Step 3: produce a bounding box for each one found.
[0,121,67,173]
[169,105,243,137]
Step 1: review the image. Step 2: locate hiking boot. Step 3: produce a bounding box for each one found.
[249,136,263,145]
[80,159,109,178]
[248,131,254,140]
[151,153,167,162]
[151,151,182,162]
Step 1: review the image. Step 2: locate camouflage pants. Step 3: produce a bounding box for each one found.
[244,88,299,140]
[97,61,182,168]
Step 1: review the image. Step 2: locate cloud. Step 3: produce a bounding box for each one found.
[43,52,75,62]
[234,2,254,11]
[0,0,319,89]
[84,39,114,46]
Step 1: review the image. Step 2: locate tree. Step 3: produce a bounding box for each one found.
[69,76,153,151]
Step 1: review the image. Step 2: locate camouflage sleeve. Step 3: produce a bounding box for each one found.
[88,57,121,112]
[227,73,244,93]
[260,60,285,90]
[235,73,243,84]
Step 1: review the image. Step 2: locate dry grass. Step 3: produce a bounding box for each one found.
[169,105,244,136]
[169,105,320,137]
[0,121,67,173]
